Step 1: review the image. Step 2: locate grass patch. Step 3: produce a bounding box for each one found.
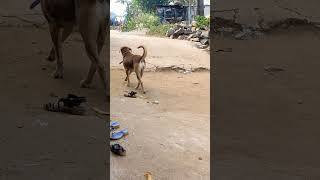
[147,24,174,36]
[122,12,174,37]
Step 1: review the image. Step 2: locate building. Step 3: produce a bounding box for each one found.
[155,4,210,23]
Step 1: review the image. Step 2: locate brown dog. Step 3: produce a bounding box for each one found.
[120,46,147,93]
[30,0,108,92]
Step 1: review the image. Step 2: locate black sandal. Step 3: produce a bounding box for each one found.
[124,91,137,98]
[58,94,86,108]
[44,94,87,115]
[110,144,126,156]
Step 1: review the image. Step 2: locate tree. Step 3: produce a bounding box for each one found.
[132,0,171,12]
[175,0,196,5]
[197,0,204,16]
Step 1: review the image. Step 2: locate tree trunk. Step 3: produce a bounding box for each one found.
[197,0,204,16]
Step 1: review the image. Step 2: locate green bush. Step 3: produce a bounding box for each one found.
[122,12,173,36]
[148,24,174,36]
[123,12,160,32]
[195,15,210,29]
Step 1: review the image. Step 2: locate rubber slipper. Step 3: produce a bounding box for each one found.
[58,94,86,108]
[110,144,126,156]
[110,129,129,140]
[110,121,120,130]
[44,102,86,115]
[124,91,137,98]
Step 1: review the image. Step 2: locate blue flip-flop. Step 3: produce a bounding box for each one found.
[110,129,129,140]
[110,121,120,130]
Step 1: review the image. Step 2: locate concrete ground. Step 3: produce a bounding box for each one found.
[0,2,108,179]
[213,26,320,179]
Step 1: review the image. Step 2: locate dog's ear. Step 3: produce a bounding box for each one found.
[119,47,124,53]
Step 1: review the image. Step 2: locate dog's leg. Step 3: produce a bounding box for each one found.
[47,25,73,62]
[126,69,130,86]
[135,72,145,93]
[124,69,128,81]
[135,73,140,89]
[49,24,64,79]
[134,68,140,89]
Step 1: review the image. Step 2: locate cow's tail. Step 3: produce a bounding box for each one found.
[30,0,41,9]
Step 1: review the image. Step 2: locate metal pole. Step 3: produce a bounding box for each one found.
[188,0,191,26]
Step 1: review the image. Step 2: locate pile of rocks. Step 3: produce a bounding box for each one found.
[165,24,210,49]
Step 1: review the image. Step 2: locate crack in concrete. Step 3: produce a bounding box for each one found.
[272,0,319,20]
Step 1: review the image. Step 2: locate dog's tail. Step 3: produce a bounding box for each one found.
[137,45,147,62]
[30,0,41,9]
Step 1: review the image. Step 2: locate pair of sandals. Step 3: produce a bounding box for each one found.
[44,94,87,115]
[110,121,129,140]
[110,121,128,156]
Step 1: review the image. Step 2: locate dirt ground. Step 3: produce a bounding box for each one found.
[0,3,108,179]
[213,26,320,179]
[110,30,210,179]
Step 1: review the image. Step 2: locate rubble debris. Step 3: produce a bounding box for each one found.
[200,38,209,45]
[165,22,210,50]
[196,43,209,49]
[264,65,285,75]
[177,35,187,40]
[191,38,200,42]
[192,67,210,72]
[166,28,175,37]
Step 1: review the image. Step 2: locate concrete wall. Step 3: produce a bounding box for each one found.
[213,0,320,25]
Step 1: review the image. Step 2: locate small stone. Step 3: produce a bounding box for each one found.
[173,28,184,36]
[200,38,209,45]
[16,121,24,128]
[177,35,186,40]
[198,157,202,160]
[191,38,200,42]
[152,101,159,104]
[166,28,175,37]
[187,33,195,40]
[195,30,202,37]
[234,31,247,39]
[183,28,193,35]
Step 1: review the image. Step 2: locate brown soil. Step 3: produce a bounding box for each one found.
[110,31,210,179]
